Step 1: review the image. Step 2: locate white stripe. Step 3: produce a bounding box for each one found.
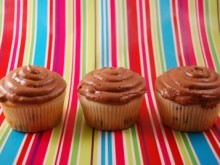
[22,134,36,164]
[204,132,220,163]
[14,0,23,68]
[136,0,165,164]
[185,134,200,164]
[0,122,11,153]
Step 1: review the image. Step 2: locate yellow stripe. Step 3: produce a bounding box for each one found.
[92,130,99,164]
[44,0,73,163]
[116,0,124,67]
[96,0,101,68]
[150,0,163,75]
[23,1,34,65]
[123,130,135,165]
[188,0,205,66]
[87,0,96,72]
[78,1,95,164]
[209,0,220,63]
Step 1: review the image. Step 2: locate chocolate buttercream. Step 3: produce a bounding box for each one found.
[155,66,220,106]
[0,65,66,104]
[78,67,146,104]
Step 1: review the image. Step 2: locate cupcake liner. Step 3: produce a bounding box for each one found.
[1,92,65,133]
[156,93,220,132]
[78,94,144,131]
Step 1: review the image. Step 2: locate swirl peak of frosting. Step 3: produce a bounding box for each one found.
[0,65,66,104]
[78,67,146,104]
[155,66,220,106]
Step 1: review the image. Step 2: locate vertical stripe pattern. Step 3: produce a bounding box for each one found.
[0,0,219,164]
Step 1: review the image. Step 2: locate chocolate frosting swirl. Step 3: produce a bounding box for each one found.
[155,66,220,106]
[78,67,146,104]
[0,65,66,104]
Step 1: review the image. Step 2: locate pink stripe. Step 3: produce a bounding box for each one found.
[138,1,172,164]
[57,0,81,163]
[179,0,197,65]
[10,0,20,70]
[110,0,117,67]
[53,0,65,75]
[197,1,215,69]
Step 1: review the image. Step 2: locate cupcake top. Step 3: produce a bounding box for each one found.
[0,65,66,104]
[155,66,220,107]
[78,67,146,104]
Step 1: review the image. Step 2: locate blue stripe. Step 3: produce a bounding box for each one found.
[33,0,48,66]
[0,131,24,164]
[108,132,112,165]
[159,1,218,164]
[101,132,106,165]
[159,0,177,69]
[188,133,218,164]
[101,1,106,165]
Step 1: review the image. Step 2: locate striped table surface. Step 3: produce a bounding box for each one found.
[0,0,219,164]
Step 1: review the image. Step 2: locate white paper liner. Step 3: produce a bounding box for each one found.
[156,93,220,132]
[1,92,65,133]
[78,94,144,131]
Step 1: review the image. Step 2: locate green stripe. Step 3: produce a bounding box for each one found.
[0,123,11,148]
[70,106,83,164]
[155,0,166,72]
[131,127,142,165]
[124,130,134,164]
[70,1,87,163]
[44,0,74,162]
[181,133,197,164]
[205,0,220,72]
[44,124,62,164]
[122,0,128,68]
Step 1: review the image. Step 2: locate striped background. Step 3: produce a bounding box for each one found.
[0,0,220,164]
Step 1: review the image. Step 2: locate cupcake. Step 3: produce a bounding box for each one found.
[78,67,146,131]
[155,66,220,132]
[0,65,66,133]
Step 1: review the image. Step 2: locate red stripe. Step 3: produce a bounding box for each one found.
[46,0,54,69]
[0,0,15,78]
[127,0,161,164]
[144,1,183,164]
[25,134,41,164]
[126,0,141,74]
[0,113,4,126]
[136,100,161,165]
[197,0,215,69]
[171,0,184,66]
[111,1,124,164]
[17,0,27,67]
[33,131,52,164]
[114,132,125,164]
[31,2,55,162]
[110,0,117,67]
[178,0,197,65]
[139,1,161,163]
[57,0,81,163]
[16,135,33,164]
[9,0,21,70]
[206,130,220,158]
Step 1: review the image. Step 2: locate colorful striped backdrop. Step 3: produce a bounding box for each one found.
[0,0,220,164]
